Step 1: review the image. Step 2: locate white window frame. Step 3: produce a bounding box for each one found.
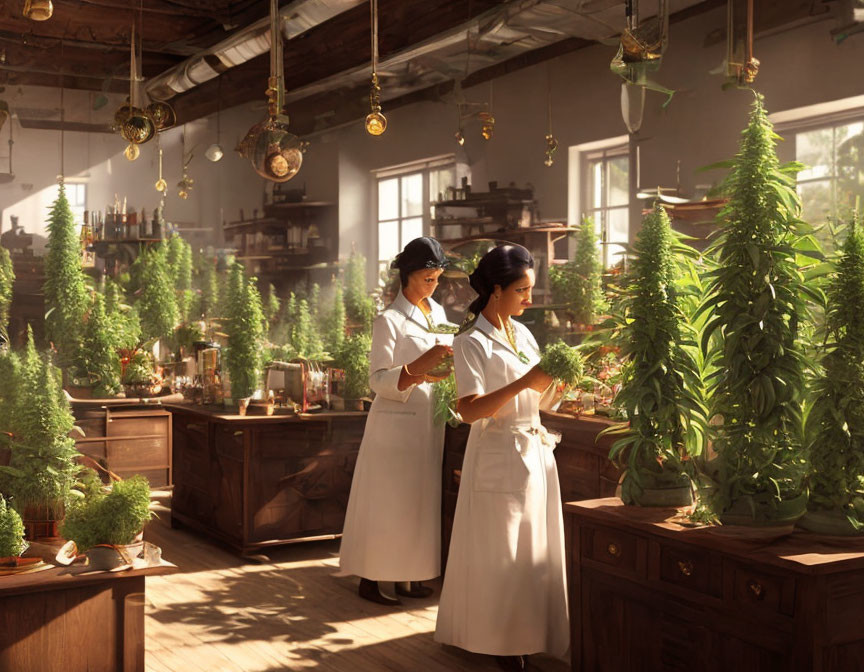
[771,96,864,241]
[568,136,630,269]
[373,154,466,275]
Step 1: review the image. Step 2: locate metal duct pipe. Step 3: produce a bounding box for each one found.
[145,0,364,100]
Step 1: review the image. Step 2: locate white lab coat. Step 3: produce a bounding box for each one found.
[339,291,455,582]
[435,313,569,657]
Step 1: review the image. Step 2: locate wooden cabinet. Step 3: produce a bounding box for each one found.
[74,408,172,487]
[441,413,619,567]
[0,564,176,672]
[566,498,864,672]
[169,405,364,556]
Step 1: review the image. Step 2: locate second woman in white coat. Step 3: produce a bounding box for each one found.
[339,237,456,605]
[435,244,569,672]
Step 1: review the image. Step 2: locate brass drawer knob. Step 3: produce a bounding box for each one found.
[747,580,765,600]
[678,560,694,577]
[607,543,621,558]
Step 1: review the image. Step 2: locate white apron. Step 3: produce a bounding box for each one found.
[435,314,569,657]
[339,291,455,582]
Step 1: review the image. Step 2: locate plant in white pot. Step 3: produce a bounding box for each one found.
[60,475,153,570]
[801,215,864,535]
[603,203,706,506]
[700,94,823,526]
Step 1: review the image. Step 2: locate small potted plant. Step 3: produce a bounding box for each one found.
[0,496,29,567]
[60,475,153,570]
[549,216,606,330]
[337,334,372,411]
[223,262,265,406]
[601,204,705,506]
[801,216,864,535]
[121,350,160,398]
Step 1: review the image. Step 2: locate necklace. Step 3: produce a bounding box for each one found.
[501,316,531,365]
[418,301,459,335]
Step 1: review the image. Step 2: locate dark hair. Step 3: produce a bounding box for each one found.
[467,244,534,315]
[392,237,448,287]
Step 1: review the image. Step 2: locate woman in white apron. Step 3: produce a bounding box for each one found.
[435,244,569,672]
[339,237,456,605]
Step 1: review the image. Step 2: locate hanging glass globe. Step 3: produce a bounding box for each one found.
[365,111,387,136]
[455,129,465,146]
[124,143,140,161]
[205,143,224,162]
[146,101,176,131]
[22,0,52,21]
[237,116,303,183]
[120,108,156,145]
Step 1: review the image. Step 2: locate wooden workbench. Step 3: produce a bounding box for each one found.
[167,405,365,557]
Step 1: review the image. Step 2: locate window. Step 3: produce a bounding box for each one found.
[583,147,629,268]
[377,172,424,268]
[375,156,463,274]
[795,119,864,248]
[64,182,87,225]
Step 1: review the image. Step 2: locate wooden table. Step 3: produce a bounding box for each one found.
[0,564,176,672]
[167,405,365,557]
[442,412,620,568]
[565,498,864,671]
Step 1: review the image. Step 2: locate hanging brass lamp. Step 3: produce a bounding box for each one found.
[543,74,558,167]
[23,0,52,21]
[364,0,387,136]
[237,0,303,182]
[116,22,155,159]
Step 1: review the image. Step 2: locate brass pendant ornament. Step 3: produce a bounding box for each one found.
[237,0,303,182]
[22,0,52,20]
[725,0,759,87]
[365,0,387,136]
[146,101,176,131]
[116,22,156,158]
[543,82,558,167]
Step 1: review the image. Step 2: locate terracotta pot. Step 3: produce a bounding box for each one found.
[630,486,693,508]
[797,509,864,537]
[21,508,62,542]
[718,492,808,528]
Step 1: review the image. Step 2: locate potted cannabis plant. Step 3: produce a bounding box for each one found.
[603,203,705,506]
[336,334,371,411]
[344,251,377,336]
[44,183,89,368]
[60,475,153,570]
[700,94,820,526]
[801,216,864,535]
[223,262,265,405]
[0,496,28,567]
[76,292,122,398]
[134,243,179,343]
[549,216,606,329]
[0,328,81,540]
[0,246,15,343]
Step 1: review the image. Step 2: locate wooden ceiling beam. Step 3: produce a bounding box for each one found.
[0,68,127,93]
[172,0,505,124]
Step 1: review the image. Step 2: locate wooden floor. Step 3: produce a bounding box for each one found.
[143,490,570,672]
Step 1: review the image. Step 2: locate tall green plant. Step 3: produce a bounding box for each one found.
[167,234,194,322]
[0,246,14,341]
[344,251,376,334]
[700,94,819,522]
[3,328,79,517]
[80,293,121,397]
[806,216,864,529]
[550,216,606,325]
[0,496,26,559]
[104,279,141,351]
[337,334,371,399]
[224,263,265,400]
[44,184,89,363]
[605,204,705,505]
[322,279,346,355]
[135,244,178,341]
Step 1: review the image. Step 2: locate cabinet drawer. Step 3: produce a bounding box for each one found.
[657,541,722,598]
[728,562,796,618]
[581,524,640,578]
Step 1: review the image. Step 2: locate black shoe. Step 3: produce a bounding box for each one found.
[395,581,434,598]
[495,655,526,672]
[358,578,402,606]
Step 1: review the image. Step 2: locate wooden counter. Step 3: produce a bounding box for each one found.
[167,405,365,557]
[565,498,864,671]
[0,563,177,672]
[442,411,620,567]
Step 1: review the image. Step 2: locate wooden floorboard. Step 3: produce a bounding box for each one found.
[143,489,570,672]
